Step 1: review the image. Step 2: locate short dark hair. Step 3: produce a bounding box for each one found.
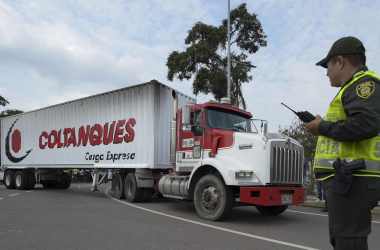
[329,54,366,68]
[344,54,366,67]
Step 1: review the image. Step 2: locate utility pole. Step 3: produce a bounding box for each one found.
[226,0,231,103]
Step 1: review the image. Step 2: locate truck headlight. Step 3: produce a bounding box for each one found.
[235,171,254,179]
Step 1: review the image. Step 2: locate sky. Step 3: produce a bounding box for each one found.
[1,0,379,131]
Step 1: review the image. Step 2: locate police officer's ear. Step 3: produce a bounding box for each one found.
[335,55,345,70]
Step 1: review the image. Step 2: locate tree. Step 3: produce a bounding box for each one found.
[0,109,23,118]
[279,119,317,160]
[0,95,9,106]
[0,95,23,117]
[167,3,267,109]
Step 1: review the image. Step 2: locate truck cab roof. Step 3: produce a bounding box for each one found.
[193,102,252,119]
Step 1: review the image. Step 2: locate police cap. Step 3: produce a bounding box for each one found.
[316,36,366,68]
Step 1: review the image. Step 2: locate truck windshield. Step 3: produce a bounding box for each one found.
[207,109,257,133]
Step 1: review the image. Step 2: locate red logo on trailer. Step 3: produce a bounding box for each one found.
[5,119,33,163]
[11,129,21,153]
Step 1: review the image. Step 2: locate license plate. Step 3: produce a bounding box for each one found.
[281,193,293,205]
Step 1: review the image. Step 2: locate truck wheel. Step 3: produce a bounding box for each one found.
[4,170,16,189]
[25,170,36,190]
[112,173,124,199]
[193,174,233,221]
[15,171,27,190]
[124,173,145,202]
[142,188,154,202]
[57,173,71,189]
[256,205,288,216]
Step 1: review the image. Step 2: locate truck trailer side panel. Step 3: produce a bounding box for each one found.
[0,81,193,170]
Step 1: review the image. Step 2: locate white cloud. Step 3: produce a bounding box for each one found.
[241,0,380,130]
[0,0,208,111]
[0,0,379,132]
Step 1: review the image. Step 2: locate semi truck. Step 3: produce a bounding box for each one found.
[0,80,305,221]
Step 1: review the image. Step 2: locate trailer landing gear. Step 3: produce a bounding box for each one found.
[91,170,108,192]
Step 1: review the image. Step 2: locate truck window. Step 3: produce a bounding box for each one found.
[191,111,201,126]
[206,109,257,133]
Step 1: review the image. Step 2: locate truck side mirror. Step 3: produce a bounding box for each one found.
[260,120,268,137]
[191,125,203,136]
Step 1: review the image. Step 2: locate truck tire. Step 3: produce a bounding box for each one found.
[57,173,71,189]
[41,181,57,189]
[25,170,36,190]
[124,173,145,202]
[4,170,16,189]
[256,205,288,216]
[193,174,233,221]
[142,188,154,202]
[111,173,124,199]
[15,171,28,190]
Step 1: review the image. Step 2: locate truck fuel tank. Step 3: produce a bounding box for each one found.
[158,175,189,199]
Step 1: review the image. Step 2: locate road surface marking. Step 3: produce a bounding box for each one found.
[8,193,20,197]
[109,196,319,250]
[287,209,327,217]
[26,191,32,193]
[288,209,380,224]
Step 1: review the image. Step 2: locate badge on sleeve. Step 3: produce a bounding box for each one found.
[356,81,375,99]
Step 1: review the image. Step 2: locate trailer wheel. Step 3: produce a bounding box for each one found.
[15,171,28,190]
[25,170,36,190]
[124,173,145,202]
[4,170,16,189]
[256,205,288,216]
[142,188,154,202]
[57,173,71,189]
[193,174,233,221]
[111,173,124,199]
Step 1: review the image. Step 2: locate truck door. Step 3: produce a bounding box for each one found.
[176,109,203,172]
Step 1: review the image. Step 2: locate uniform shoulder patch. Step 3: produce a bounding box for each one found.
[356,81,375,99]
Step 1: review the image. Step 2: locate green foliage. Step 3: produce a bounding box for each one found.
[0,95,9,106]
[0,109,23,118]
[280,119,317,159]
[167,3,267,109]
[0,95,23,117]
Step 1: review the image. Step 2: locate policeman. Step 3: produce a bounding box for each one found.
[305,36,380,250]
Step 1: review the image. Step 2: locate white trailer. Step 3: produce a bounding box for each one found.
[1,80,305,221]
[1,80,191,189]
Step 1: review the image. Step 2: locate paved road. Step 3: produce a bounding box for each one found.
[1,183,379,250]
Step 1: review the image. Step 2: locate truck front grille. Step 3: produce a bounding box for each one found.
[270,140,303,184]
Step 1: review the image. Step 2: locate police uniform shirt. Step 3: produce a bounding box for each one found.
[318,66,380,141]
